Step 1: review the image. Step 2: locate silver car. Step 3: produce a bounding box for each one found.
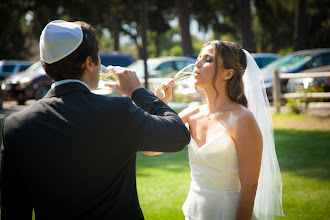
[94,56,198,101]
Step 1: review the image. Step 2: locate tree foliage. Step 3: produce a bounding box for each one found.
[0,0,328,60]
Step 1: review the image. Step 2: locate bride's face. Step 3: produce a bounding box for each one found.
[194,45,216,88]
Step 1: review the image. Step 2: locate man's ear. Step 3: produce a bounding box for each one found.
[224,69,234,80]
[83,56,93,72]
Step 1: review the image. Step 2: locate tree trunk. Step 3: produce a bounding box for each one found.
[140,0,149,89]
[239,0,255,52]
[156,32,160,57]
[176,0,193,56]
[294,0,307,50]
[110,12,120,51]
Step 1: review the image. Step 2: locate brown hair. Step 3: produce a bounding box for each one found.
[41,21,99,81]
[197,40,248,107]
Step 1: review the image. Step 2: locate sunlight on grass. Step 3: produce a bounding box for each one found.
[272,112,330,131]
[0,113,328,219]
[136,114,330,219]
[136,150,191,219]
[274,128,330,220]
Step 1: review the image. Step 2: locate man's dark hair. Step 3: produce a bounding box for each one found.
[41,21,99,81]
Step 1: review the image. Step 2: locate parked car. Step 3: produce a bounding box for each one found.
[250,53,281,68]
[131,56,198,101]
[129,56,195,86]
[100,53,135,67]
[261,48,330,100]
[128,56,195,78]
[0,60,34,80]
[1,61,52,105]
[1,53,136,104]
[286,65,330,93]
[96,56,198,99]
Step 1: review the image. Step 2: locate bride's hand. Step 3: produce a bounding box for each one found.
[155,79,174,105]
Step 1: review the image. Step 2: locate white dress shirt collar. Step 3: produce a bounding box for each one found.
[51,79,89,90]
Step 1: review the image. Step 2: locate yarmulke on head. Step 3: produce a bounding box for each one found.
[39,20,83,64]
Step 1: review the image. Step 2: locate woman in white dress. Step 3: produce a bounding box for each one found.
[143,40,284,220]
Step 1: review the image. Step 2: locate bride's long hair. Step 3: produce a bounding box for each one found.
[195,40,248,108]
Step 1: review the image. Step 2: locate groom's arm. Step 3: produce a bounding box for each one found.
[105,66,190,152]
[129,88,190,152]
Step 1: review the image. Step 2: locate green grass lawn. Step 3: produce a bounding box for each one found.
[136,114,330,220]
[1,113,329,219]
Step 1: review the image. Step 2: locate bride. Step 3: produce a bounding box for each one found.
[143,40,284,220]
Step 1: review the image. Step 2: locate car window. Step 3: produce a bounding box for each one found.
[100,56,134,67]
[19,65,31,71]
[2,64,16,73]
[155,62,175,78]
[266,54,311,69]
[254,58,269,68]
[175,60,195,70]
[305,54,330,69]
[255,57,278,68]
[34,63,45,72]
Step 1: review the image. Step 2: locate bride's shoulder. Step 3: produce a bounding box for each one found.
[230,103,254,118]
[231,106,261,137]
[229,105,258,128]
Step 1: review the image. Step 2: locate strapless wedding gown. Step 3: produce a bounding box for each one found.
[182,131,243,220]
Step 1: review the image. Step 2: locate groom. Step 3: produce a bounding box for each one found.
[0,20,190,219]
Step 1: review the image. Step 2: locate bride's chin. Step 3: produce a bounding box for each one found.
[194,80,203,87]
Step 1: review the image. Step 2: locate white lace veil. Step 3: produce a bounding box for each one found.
[243,50,284,219]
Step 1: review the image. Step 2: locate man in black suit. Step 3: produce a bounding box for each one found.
[0,20,190,219]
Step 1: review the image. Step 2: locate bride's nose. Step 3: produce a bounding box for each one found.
[195,60,201,68]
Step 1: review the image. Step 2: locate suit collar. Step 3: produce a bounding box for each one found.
[51,79,89,89]
[44,82,91,98]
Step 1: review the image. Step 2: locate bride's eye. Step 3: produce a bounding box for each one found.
[206,57,213,62]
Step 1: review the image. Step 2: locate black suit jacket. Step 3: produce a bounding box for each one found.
[0,82,190,219]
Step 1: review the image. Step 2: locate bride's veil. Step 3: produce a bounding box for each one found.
[243,50,284,219]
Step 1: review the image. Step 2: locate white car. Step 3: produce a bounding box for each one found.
[286,65,330,93]
[95,56,199,101]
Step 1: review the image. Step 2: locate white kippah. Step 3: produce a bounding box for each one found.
[39,20,83,64]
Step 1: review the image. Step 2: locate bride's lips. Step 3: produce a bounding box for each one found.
[194,70,200,78]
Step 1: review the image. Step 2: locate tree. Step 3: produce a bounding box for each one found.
[239,0,255,52]
[191,0,241,43]
[0,0,51,60]
[176,0,193,56]
[148,2,174,57]
[254,0,294,52]
[140,0,149,89]
[294,0,308,50]
[304,0,329,49]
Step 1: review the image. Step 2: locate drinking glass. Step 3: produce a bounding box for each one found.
[154,63,195,98]
[99,65,116,83]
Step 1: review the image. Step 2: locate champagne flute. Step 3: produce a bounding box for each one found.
[155,63,195,98]
[99,65,117,83]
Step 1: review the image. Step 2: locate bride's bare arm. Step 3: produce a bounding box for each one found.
[141,151,164,156]
[233,111,263,220]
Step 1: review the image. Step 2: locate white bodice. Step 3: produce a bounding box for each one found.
[183,131,242,220]
[188,131,241,191]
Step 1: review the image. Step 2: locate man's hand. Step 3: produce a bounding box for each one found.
[105,66,142,97]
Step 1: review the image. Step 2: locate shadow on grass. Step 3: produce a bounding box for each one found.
[136,148,190,176]
[274,128,330,180]
[137,129,330,181]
